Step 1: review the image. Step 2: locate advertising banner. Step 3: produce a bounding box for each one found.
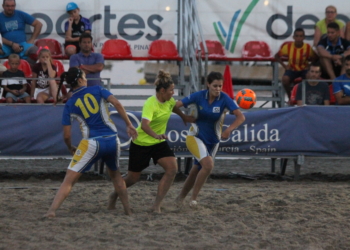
[0,105,349,158]
[18,0,349,57]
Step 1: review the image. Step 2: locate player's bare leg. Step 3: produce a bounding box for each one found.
[151,157,177,213]
[107,169,132,215]
[44,169,81,218]
[175,166,199,206]
[107,171,140,210]
[189,156,214,207]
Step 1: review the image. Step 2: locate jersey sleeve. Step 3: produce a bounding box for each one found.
[224,94,239,112]
[100,86,113,100]
[141,98,155,121]
[82,17,92,31]
[279,44,288,57]
[95,53,104,64]
[181,91,200,108]
[64,21,69,32]
[62,104,71,125]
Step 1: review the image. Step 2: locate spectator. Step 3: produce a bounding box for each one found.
[296,62,330,106]
[69,33,104,87]
[313,5,345,47]
[31,48,58,103]
[333,55,350,105]
[1,53,30,103]
[64,2,91,58]
[0,0,42,65]
[275,28,317,100]
[317,22,350,80]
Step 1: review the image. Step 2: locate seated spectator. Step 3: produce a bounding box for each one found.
[317,22,350,80]
[31,48,58,103]
[64,2,91,58]
[0,0,42,66]
[333,55,350,105]
[296,62,330,106]
[313,5,345,47]
[275,28,317,100]
[69,33,104,87]
[1,54,30,103]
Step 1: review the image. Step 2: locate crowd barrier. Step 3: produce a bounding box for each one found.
[0,105,349,179]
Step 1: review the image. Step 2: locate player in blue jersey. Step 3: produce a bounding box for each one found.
[175,71,245,208]
[44,67,137,218]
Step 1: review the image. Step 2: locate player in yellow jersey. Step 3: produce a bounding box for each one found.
[108,70,195,213]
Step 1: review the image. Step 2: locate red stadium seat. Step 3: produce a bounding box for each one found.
[3,59,32,78]
[35,38,66,59]
[242,41,272,59]
[101,39,132,59]
[200,40,226,59]
[289,83,299,106]
[148,40,181,60]
[328,84,336,105]
[53,60,65,77]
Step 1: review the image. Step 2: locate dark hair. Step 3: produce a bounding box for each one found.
[293,28,305,36]
[327,22,340,31]
[309,61,322,72]
[79,32,93,43]
[345,55,350,62]
[154,70,174,92]
[3,0,15,5]
[56,67,84,103]
[207,71,223,84]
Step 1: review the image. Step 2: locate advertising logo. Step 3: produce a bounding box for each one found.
[213,0,259,53]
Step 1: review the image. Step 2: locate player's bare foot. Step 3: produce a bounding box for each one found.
[107,192,118,210]
[124,208,132,216]
[43,211,56,218]
[175,196,184,207]
[151,206,161,214]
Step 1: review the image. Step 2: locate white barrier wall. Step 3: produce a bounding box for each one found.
[19,0,349,56]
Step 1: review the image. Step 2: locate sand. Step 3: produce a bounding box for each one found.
[1,158,350,250]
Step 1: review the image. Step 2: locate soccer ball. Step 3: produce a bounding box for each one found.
[235,89,257,109]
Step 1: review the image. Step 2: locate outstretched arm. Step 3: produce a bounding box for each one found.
[63,125,76,155]
[107,95,138,140]
[172,101,196,125]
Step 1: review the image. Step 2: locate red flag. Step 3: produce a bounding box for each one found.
[222,64,234,99]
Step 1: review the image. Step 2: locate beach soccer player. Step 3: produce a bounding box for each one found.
[108,70,195,213]
[175,71,245,208]
[44,67,138,218]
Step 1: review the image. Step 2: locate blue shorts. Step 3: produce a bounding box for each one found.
[283,70,308,82]
[68,135,120,173]
[186,135,219,170]
[5,92,29,102]
[0,42,34,59]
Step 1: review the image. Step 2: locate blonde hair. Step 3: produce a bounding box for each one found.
[38,48,54,65]
[154,69,174,92]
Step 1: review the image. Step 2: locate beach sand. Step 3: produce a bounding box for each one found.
[1,158,350,250]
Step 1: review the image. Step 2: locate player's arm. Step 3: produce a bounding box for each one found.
[221,109,245,139]
[274,50,288,70]
[317,46,341,61]
[172,103,196,125]
[63,125,76,155]
[334,91,350,105]
[80,63,104,74]
[140,118,167,140]
[107,95,137,140]
[27,20,43,44]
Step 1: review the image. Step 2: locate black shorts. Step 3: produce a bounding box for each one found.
[128,141,175,172]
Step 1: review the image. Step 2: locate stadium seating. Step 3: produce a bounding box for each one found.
[101,39,132,59]
[53,59,65,77]
[200,40,226,59]
[242,41,272,59]
[3,59,32,78]
[35,38,67,59]
[148,40,181,60]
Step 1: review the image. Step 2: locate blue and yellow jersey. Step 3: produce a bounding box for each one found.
[62,86,117,139]
[181,90,239,144]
